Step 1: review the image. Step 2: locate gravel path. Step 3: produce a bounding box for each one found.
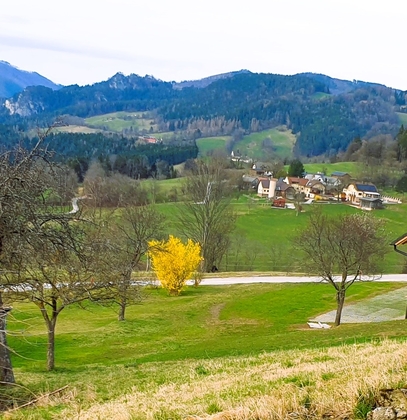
[312,286,407,323]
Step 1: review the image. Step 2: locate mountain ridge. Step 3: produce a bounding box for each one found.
[0,61,406,158]
[0,61,61,99]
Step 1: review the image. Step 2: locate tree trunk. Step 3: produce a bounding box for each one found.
[0,308,15,384]
[47,324,56,371]
[335,289,346,326]
[118,302,126,321]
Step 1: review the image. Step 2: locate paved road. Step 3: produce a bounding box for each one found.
[193,274,407,286]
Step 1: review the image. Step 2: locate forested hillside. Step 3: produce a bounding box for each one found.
[0,70,406,158]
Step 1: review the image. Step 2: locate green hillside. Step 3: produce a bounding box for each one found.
[397,112,407,126]
[196,127,296,160]
[303,162,359,175]
[196,135,230,156]
[234,127,296,160]
[85,111,157,133]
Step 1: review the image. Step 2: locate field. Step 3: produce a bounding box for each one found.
[53,125,101,134]
[302,161,359,175]
[153,195,407,274]
[5,167,407,418]
[234,127,296,160]
[6,281,407,419]
[397,112,407,125]
[196,136,230,156]
[85,111,157,132]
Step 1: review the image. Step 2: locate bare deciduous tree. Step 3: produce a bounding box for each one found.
[295,209,389,326]
[89,203,165,321]
[177,159,235,272]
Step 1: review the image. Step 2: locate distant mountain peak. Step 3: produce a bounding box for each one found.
[173,69,252,90]
[0,61,61,98]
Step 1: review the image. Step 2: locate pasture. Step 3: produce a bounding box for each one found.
[234,127,296,160]
[397,112,407,126]
[6,281,407,419]
[85,111,157,133]
[154,196,407,274]
[196,135,230,156]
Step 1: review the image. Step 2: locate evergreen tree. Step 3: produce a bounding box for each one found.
[288,159,305,177]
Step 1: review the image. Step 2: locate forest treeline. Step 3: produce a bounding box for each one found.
[0,126,198,181]
[1,71,406,157]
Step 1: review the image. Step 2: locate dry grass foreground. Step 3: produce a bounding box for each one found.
[9,339,407,420]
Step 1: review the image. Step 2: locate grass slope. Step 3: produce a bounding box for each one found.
[85,111,156,133]
[234,127,296,160]
[303,162,359,175]
[155,197,407,273]
[6,282,407,419]
[397,112,407,126]
[196,136,230,156]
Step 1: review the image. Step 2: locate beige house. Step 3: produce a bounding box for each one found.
[257,178,270,197]
[343,183,380,205]
[257,178,278,198]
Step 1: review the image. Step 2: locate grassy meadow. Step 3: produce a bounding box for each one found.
[153,195,407,274]
[6,280,407,419]
[196,136,231,156]
[5,164,407,418]
[397,112,407,126]
[85,111,157,133]
[234,128,296,160]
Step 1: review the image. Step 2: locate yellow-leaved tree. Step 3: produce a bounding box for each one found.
[148,235,202,295]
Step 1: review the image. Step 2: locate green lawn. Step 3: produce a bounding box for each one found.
[234,127,296,160]
[9,281,407,371]
[6,280,407,418]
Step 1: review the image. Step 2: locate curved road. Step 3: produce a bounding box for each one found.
[193,274,407,286]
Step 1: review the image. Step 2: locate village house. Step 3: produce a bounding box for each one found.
[250,162,272,177]
[257,177,278,198]
[343,183,382,208]
[331,171,352,186]
[242,175,259,190]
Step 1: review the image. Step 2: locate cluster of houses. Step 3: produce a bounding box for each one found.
[243,163,389,211]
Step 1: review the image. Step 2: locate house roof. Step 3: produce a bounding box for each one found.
[390,233,407,246]
[276,180,290,191]
[331,171,349,177]
[354,183,378,193]
[260,179,270,188]
[288,177,308,186]
[307,179,325,188]
[242,175,258,183]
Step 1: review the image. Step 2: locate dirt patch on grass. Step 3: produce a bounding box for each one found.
[209,303,226,323]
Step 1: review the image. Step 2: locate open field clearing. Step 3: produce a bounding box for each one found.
[52,125,102,134]
[397,112,407,125]
[234,128,296,160]
[197,136,230,156]
[154,198,407,273]
[85,111,157,132]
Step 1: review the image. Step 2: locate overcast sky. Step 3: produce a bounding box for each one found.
[1,0,405,89]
